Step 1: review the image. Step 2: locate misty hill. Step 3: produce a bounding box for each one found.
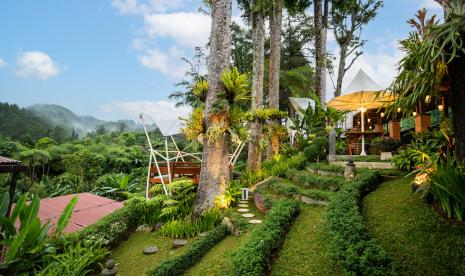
[0,102,158,142]
[28,104,157,137]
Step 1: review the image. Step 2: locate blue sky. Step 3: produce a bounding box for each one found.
[0,0,442,129]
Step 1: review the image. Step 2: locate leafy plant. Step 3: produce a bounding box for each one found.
[38,242,109,276]
[93,174,140,201]
[159,208,222,238]
[0,193,78,274]
[427,156,465,221]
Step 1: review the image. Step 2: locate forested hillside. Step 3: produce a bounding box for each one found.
[0,102,157,142]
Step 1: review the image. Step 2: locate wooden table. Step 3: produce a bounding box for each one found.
[345,131,384,155]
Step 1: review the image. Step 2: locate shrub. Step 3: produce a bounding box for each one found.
[285,169,345,190]
[159,208,222,238]
[306,163,345,174]
[68,205,138,248]
[269,180,333,201]
[37,242,109,276]
[146,224,229,276]
[229,199,300,275]
[303,136,329,162]
[325,171,395,274]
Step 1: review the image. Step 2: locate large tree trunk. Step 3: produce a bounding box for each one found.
[314,0,328,106]
[247,11,265,171]
[449,32,465,161]
[335,42,348,97]
[194,0,232,216]
[266,0,283,159]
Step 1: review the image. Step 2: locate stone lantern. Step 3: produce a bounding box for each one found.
[344,160,356,180]
[102,260,117,276]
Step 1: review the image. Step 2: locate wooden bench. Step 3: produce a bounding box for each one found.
[149,162,201,185]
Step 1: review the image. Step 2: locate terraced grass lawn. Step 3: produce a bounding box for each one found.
[184,232,251,276]
[363,177,465,275]
[110,231,197,275]
[270,204,339,276]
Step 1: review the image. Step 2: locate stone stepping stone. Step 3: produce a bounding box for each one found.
[143,246,158,255]
[237,208,249,213]
[248,219,263,224]
[242,213,255,218]
[199,232,209,237]
[240,200,249,204]
[238,204,249,208]
[173,239,188,248]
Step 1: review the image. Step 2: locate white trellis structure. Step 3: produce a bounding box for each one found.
[140,113,245,198]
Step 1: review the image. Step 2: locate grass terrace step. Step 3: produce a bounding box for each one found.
[268,178,333,202]
[270,205,340,276]
[286,169,346,191]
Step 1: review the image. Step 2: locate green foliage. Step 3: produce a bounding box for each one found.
[306,163,345,174]
[268,180,333,201]
[159,208,222,238]
[147,224,229,276]
[427,156,465,221]
[0,193,77,274]
[229,199,300,275]
[303,136,329,162]
[325,171,394,274]
[244,108,288,122]
[38,242,109,276]
[70,205,137,248]
[93,173,141,201]
[285,169,345,190]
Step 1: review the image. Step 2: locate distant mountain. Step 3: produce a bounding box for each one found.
[27,104,158,138]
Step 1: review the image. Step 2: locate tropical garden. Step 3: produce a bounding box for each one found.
[1,0,465,275]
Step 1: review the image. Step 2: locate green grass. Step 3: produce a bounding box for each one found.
[363,177,465,275]
[110,231,197,275]
[184,232,251,276]
[270,204,339,276]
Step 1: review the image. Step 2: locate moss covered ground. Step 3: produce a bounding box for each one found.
[363,177,465,275]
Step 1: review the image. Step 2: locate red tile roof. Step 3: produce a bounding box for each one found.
[35,193,123,234]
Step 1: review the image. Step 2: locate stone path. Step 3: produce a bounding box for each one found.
[235,198,262,224]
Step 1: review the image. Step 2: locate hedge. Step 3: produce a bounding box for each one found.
[269,180,333,201]
[228,199,300,275]
[325,170,395,275]
[285,169,346,190]
[67,204,138,248]
[306,162,345,174]
[146,224,229,276]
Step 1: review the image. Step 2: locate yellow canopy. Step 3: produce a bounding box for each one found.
[327,69,393,111]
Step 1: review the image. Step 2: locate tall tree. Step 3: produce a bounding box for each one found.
[332,0,383,97]
[239,0,266,171]
[193,0,232,216]
[266,0,284,158]
[313,0,329,107]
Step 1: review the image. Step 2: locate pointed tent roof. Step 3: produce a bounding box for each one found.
[326,69,392,111]
[343,69,382,95]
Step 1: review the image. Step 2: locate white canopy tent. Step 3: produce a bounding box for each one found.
[327,69,390,155]
[287,97,316,145]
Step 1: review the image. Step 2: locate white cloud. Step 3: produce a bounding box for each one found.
[0,58,6,67]
[144,12,211,47]
[112,0,184,15]
[421,0,442,10]
[102,100,191,135]
[16,51,60,79]
[138,46,188,78]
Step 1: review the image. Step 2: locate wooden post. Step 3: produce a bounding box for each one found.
[7,172,19,217]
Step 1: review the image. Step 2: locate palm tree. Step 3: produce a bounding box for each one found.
[16,149,51,183]
[193,0,233,216]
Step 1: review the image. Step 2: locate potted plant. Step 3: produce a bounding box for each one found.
[371,136,401,154]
